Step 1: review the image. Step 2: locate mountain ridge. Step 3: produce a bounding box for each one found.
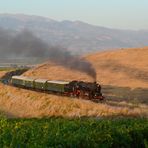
[0,14,148,54]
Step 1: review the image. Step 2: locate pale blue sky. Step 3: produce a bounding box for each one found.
[0,0,148,29]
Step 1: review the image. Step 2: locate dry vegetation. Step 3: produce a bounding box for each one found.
[24,47,148,88]
[0,47,148,118]
[0,83,147,118]
[87,47,148,88]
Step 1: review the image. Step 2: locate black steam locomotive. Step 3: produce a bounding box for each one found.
[65,81,104,100]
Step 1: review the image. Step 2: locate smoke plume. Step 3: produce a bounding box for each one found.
[0,28,96,80]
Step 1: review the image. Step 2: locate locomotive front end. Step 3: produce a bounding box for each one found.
[90,81,104,100]
[64,80,104,101]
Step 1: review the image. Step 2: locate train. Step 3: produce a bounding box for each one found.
[11,76,104,101]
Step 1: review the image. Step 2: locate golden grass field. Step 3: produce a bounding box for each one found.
[0,47,148,118]
[24,47,148,88]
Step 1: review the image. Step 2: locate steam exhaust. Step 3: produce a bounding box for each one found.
[0,28,96,81]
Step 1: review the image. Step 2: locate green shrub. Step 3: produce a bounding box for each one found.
[0,117,147,148]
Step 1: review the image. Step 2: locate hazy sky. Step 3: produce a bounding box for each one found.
[0,0,148,30]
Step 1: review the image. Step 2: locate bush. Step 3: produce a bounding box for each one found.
[0,117,147,148]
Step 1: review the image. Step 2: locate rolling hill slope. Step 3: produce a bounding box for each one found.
[0,47,147,118]
[24,47,148,88]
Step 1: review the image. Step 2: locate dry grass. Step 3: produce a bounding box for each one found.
[0,83,147,118]
[87,47,148,88]
[24,47,148,88]
[0,71,7,78]
[0,47,148,118]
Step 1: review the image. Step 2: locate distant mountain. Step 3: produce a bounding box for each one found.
[0,14,148,54]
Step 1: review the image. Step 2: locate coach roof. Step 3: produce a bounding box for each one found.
[12,76,36,81]
[47,80,69,85]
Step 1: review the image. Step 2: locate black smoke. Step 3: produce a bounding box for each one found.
[0,28,48,58]
[0,28,96,80]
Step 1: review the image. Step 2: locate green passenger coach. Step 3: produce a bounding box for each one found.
[11,76,35,88]
[11,76,26,86]
[23,77,35,88]
[46,80,69,93]
[34,79,48,90]
[11,76,69,93]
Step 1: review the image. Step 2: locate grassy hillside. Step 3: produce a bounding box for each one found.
[24,47,148,88]
[87,47,148,88]
[0,84,148,118]
[0,47,148,118]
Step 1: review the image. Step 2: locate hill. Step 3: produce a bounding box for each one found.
[24,47,148,88]
[0,14,148,54]
[0,47,147,118]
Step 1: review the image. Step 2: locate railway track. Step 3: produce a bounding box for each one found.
[0,68,29,84]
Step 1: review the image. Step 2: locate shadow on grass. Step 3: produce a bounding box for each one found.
[0,109,17,118]
[102,85,148,105]
[99,60,148,82]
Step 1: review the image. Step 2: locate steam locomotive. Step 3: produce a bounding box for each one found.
[11,76,104,101]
